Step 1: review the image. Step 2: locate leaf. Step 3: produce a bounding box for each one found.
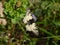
[11,18,17,24]
[53,21,60,26]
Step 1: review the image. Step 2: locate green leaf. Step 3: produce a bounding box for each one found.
[53,21,60,26]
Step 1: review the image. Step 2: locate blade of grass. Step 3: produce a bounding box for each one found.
[52,41,58,45]
[39,28,60,40]
[46,38,49,45]
[18,22,30,40]
[41,36,60,39]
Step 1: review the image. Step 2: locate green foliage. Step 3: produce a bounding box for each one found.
[4,0,29,24]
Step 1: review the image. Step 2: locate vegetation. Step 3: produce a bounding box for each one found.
[0,0,60,45]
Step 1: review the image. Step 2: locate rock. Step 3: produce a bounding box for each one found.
[0,2,4,17]
[0,2,7,25]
